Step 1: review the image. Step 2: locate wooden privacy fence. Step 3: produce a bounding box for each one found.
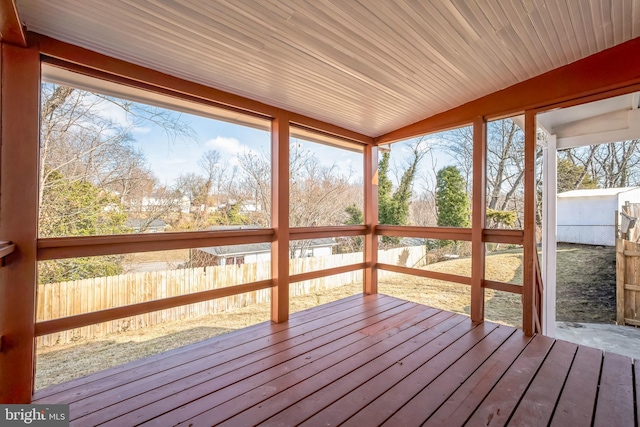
[616,238,640,327]
[36,245,427,347]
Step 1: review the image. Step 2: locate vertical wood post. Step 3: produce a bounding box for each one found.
[364,145,378,294]
[0,41,40,402]
[616,238,625,325]
[471,116,486,324]
[271,114,290,323]
[523,110,537,336]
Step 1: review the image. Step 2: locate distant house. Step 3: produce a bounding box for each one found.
[139,194,190,214]
[214,201,262,214]
[557,187,640,246]
[191,237,337,266]
[126,218,167,233]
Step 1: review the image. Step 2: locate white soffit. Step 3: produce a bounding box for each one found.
[16,0,640,137]
[538,91,640,149]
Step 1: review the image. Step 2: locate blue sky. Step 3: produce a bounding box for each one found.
[126,107,365,187]
[102,91,461,194]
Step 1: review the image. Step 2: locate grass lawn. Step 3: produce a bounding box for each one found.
[35,243,615,390]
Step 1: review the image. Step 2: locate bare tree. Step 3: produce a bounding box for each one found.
[560,140,640,189]
[39,83,196,237]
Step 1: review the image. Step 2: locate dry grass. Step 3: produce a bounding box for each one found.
[380,249,524,328]
[35,284,361,390]
[36,244,614,390]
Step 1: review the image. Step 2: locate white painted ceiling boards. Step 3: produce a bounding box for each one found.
[16,0,640,137]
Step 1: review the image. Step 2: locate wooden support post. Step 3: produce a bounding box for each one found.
[271,115,290,323]
[616,238,625,325]
[364,145,378,294]
[0,41,40,402]
[523,110,537,336]
[471,116,486,324]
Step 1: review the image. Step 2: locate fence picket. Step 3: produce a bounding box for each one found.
[35,246,426,346]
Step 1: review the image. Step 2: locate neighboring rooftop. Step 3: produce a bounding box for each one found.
[558,187,640,198]
[198,238,337,257]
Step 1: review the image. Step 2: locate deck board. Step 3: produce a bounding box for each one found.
[73,297,408,420]
[76,298,414,426]
[379,326,516,427]
[423,331,533,427]
[550,345,602,427]
[508,339,577,427]
[593,352,636,427]
[33,294,639,427]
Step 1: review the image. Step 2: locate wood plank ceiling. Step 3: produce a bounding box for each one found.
[15,0,640,137]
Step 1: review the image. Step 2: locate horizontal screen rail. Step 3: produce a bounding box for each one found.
[34,279,273,336]
[483,229,524,244]
[375,226,523,245]
[289,225,368,240]
[376,263,472,286]
[289,263,365,283]
[376,225,472,241]
[0,241,16,265]
[38,229,275,260]
[482,279,523,294]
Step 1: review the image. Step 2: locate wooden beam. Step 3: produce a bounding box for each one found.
[34,280,273,337]
[377,37,640,144]
[0,241,15,262]
[289,263,365,284]
[271,115,290,323]
[36,34,374,146]
[376,225,472,241]
[364,145,378,294]
[0,0,26,47]
[482,229,524,245]
[289,225,367,241]
[38,229,274,260]
[376,263,471,286]
[471,116,486,324]
[0,41,40,402]
[482,280,523,295]
[522,111,537,336]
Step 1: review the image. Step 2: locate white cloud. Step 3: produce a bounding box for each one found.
[96,99,131,128]
[206,136,255,157]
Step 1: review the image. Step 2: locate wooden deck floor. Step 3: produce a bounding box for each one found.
[33,294,639,426]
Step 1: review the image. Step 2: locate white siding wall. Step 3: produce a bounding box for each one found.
[557,196,617,245]
[557,190,640,246]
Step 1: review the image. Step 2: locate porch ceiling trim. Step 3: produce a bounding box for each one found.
[378,37,640,144]
[0,0,26,47]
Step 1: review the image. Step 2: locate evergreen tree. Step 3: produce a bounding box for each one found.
[342,204,364,252]
[557,158,598,193]
[39,170,128,283]
[377,151,395,226]
[436,166,470,228]
[344,144,426,247]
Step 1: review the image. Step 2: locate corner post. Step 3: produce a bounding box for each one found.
[0,40,40,402]
[523,110,537,336]
[271,114,290,322]
[471,116,486,324]
[364,145,378,294]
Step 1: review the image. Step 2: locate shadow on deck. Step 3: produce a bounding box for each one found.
[33,294,639,426]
